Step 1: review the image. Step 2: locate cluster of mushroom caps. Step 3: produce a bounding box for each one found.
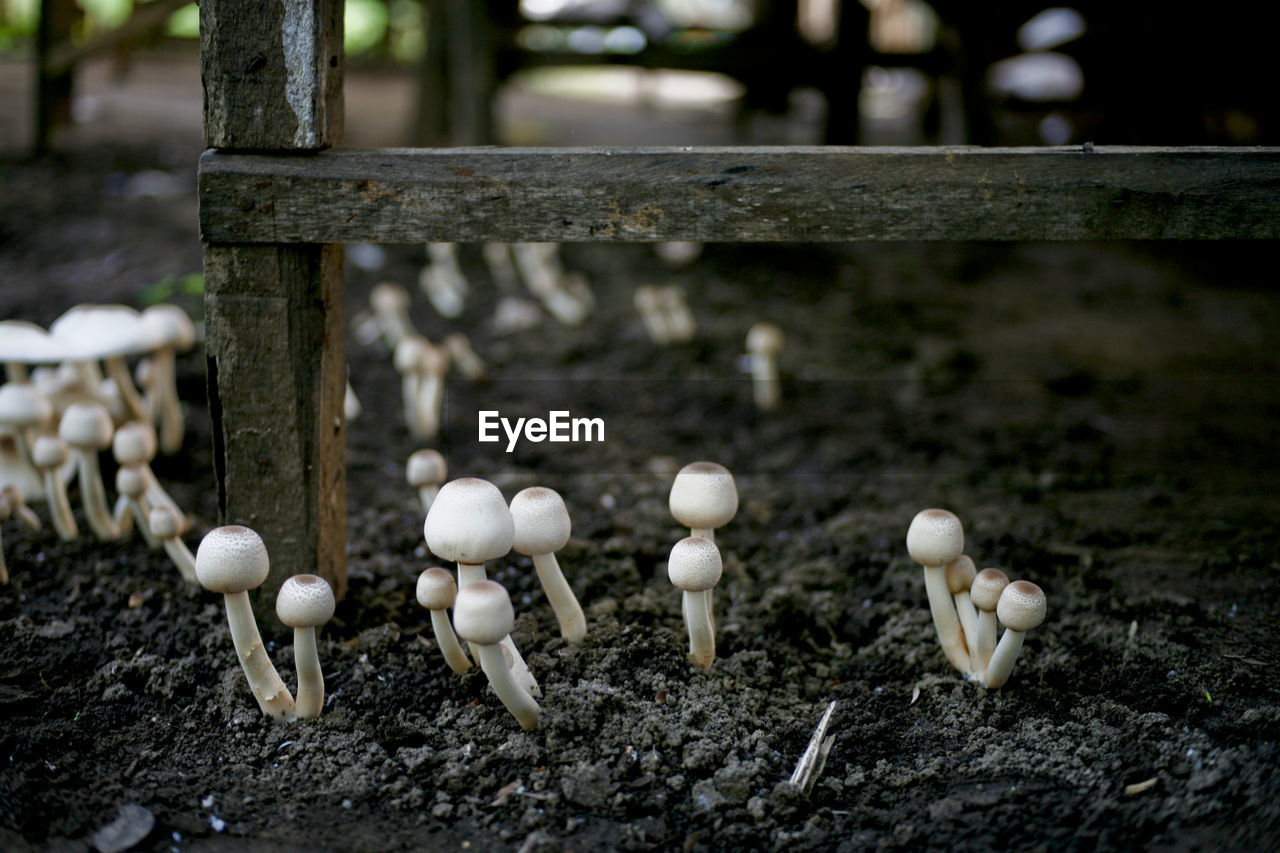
[194,525,337,721]
[415,476,586,730]
[906,508,1047,688]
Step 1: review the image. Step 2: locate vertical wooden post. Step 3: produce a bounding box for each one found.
[35,0,75,153]
[200,0,346,615]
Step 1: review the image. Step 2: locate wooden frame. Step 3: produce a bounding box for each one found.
[198,0,1280,608]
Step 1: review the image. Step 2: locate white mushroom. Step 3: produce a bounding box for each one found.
[983,580,1047,689]
[1,484,40,533]
[58,401,120,540]
[746,322,785,411]
[114,463,154,546]
[969,568,1010,672]
[112,420,185,534]
[669,461,738,628]
[393,336,431,438]
[0,381,53,468]
[419,243,469,318]
[443,332,486,381]
[0,319,64,383]
[406,449,447,514]
[905,508,971,673]
[415,344,449,439]
[510,486,586,642]
[138,304,195,454]
[654,241,703,269]
[945,554,979,662]
[668,536,723,670]
[658,285,696,343]
[424,477,539,697]
[369,282,417,347]
[195,525,296,720]
[344,380,362,421]
[31,434,77,540]
[452,580,540,730]
[149,505,198,584]
[50,304,155,424]
[634,286,672,345]
[276,574,337,718]
[416,567,472,674]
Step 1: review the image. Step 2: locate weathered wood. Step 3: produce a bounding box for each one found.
[199,146,1280,243]
[204,245,346,612]
[200,0,343,150]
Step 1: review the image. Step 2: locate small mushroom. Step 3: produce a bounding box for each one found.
[746,322,785,410]
[658,285,696,343]
[370,282,417,347]
[945,554,979,660]
[114,463,154,547]
[983,580,1047,689]
[906,508,971,673]
[31,434,77,540]
[452,580,540,730]
[443,332,486,381]
[112,420,185,534]
[195,525,296,720]
[969,568,1010,672]
[510,486,586,642]
[149,504,198,584]
[138,304,195,454]
[668,536,723,670]
[669,461,738,627]
[0,381,53,468]
[58,401,120,540]
[416,567,472,674]
[415,344,449,440]
[406,449,447,514]
[420,242,469,318]
[393,336,431,437]
[634,286,672,345]
[276,574,337,718]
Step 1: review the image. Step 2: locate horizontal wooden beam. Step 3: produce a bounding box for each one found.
[199,146,1280,244]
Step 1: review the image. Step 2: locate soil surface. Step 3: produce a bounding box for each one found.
[3,67,1280,853]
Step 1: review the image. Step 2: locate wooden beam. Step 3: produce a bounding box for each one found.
[200,0,345,616]
[200,146,1280,243]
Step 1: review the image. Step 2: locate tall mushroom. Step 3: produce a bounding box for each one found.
[983,580,1047,689]
[746,322,785,411]
[969,568,1010,673]
[32,434,77,540]
[138,304,195,454]
[945,554,979,659]
[424,477,540,697]
[452,580,540,730]
[394,335,431,437]
[58,401,119,540]
[416,567,472,674]
[275,574,336,718]
[149,505,198,584]
[905,508,971,673]
[369,282,417,347]
[195,525,296,720]
[668,536,723,670]
[510,486,586,642]
[669,461,738,626]
[415,343,450,440]
[406,449,447,514]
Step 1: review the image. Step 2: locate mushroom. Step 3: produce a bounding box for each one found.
[344,379,362,422]
[50,304,154,424]
[416,567,472,674]
[668,536,723,670]
[945,554,979,660]
[393,335,430,437]
[746,322,785,411]
[443,332,486,381]
[194,525,296,720]
[0,381,53,468]
[658,285,696,343]
[138,304,195,455]
[58,401,120,540]
[419,243,469,318]
[969,568,1010,672]
[1,485,40,534]
[905,508,971,673]
[415,343,450,440]
[31,434,77,540]
[369,281,417,347]
[452,580,540,730]
[112,420,185,534]
[0,319,64,383]
[510,486,586,642]
[634,286,672,345]
[149,505,198,584]
[654,241,704,269]
[424,477,540,697]
[983,580,1047,689]
[669,461,738,627]
[114,463,154,546]
[275,574,337,718]
[406,449,447,513]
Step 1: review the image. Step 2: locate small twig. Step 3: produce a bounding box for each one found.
[788,700,837,795]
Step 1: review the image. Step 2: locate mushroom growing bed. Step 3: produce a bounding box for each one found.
[2,144,1280,851]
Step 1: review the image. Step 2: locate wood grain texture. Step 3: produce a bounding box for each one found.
[200,0,343,150]
[199,146,1280,243]
[204,244,346,615]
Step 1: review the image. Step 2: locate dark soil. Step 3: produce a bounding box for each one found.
[4,138,1280,853]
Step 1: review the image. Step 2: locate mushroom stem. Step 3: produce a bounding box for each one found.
[475,642,540,730]
[152,348,185,455]
[923,566,971,672]
[74,450,119,540]
[689,527,716,632]
[982,628,1025,689]
[223,590,297,720]
[417,485,439,513]
[103,355,148,423]
[2,486,41,533]
[430,608,473,674]
[292,626,324,718]
[683,589,716,670]
[954,590,979,659]
[531,551,586,642]
[43,466,78,540]
[160,531,198,584]
[5,363,27,384]
[974,609,999,672]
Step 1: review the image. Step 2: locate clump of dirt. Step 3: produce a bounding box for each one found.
[2,143,1279,852]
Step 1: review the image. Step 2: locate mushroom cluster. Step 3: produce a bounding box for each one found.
[906,508,1047,687]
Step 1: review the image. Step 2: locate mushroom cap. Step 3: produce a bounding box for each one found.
[195,525,270,594]
[452,579,515,645]
[0,382,53,429]
[746,322,785,354]
[139,304,196,351]
[148,504,183,539]
[112,421,157,466]
[371,281,411,314]
[276,573,337,628]
[997,580,1047,632]
[667,535,723,592]
[406,449,447,489]
[31,433,69,469]
[416,567,457,610]
[509,486,571,556]
[944,554,977,594]
[906,508,964,568]
[115,464,146,498]
[58,401,114,450]
[50,304,160,359]
[970,568,1010,612]
[668,461,738,532]
[393,336,429,374]
[0,320,65,364]
[424,477,514,564]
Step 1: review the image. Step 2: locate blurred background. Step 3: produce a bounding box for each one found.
[2,0,1277,155]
